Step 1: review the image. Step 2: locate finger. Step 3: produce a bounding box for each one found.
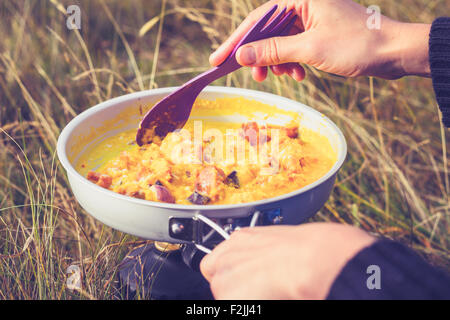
[286,63,306,81]
[200,228,254,281]
[209,1,279,66]
[236,31,319,67]
[270,64,286,76]
[270,62,298,75]
[252,66,268,82]
[200,252,214,282]
[209,258,264,300]
[199,237,237,281]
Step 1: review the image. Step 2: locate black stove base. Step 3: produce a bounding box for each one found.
[118,242,213,300]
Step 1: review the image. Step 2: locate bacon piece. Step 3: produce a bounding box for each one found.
[195,166,225,195]
[87,171,112,189]
[242,122,259,134]
[129,190,146,200]
[97,174,112,189]
[87,171,100,183]
[285,126,298,139]
[241,122,270,146]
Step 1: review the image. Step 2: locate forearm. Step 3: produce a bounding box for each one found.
[398,22,431,77]
[375,21,431,79]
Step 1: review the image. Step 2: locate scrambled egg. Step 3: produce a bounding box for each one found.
[78,98,336,205]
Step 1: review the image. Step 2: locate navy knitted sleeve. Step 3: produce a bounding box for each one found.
[429,17,450,127]
[326,239,450,300]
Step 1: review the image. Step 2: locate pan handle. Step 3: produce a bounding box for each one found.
[193,213,230,254]
[168,210,274,254]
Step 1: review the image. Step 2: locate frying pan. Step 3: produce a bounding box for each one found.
[57,86,347,247]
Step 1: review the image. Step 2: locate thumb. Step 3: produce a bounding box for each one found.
[236,32,317,67]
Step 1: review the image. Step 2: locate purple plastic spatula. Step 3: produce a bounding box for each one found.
[136,5,297,145]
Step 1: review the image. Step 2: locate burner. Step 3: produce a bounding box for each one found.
[118,241,213,300]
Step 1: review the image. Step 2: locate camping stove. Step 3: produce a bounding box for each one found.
[118,242,213,299]
[118,209,282,299]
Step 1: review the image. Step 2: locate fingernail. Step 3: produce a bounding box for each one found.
[239,46,256,65]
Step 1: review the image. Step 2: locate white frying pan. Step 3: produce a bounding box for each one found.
[57,86,347,247]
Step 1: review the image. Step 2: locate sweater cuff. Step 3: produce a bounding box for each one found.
[326,239,450,300]
[429,17,450,128]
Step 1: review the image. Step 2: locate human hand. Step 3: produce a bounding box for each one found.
[210,0,431,81]
[200,222,376,300]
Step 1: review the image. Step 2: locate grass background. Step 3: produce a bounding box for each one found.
[0,0,448,299]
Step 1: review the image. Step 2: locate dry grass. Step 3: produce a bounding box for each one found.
[0,0,448,299]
